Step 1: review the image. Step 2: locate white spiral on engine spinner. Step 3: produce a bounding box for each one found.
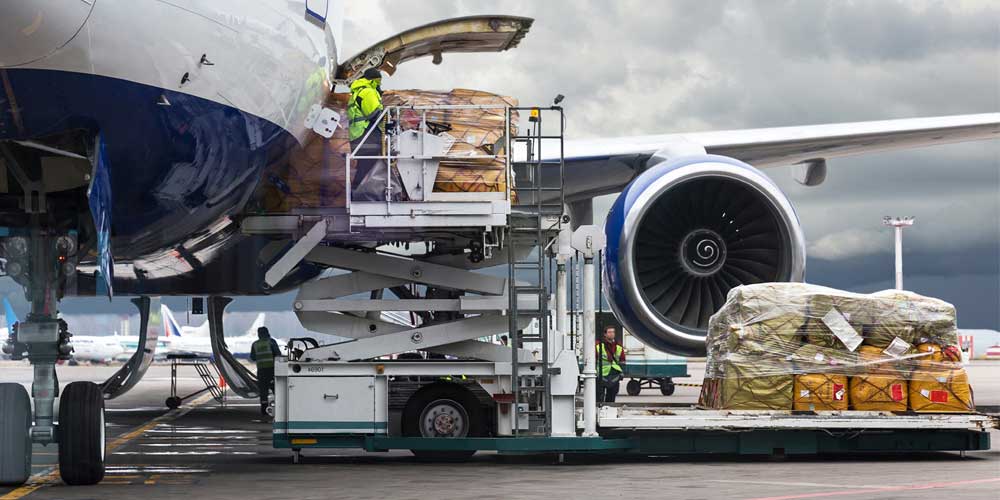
[693,239,720,267]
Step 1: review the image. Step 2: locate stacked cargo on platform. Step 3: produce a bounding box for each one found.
[698,283,974,413]
[250,89,517,212]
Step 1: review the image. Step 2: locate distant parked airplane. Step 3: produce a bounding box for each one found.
[158,305,283,359]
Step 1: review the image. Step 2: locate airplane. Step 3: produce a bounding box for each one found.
[0,0,997,486]
[65,336,125,365]
[157,305,280,359]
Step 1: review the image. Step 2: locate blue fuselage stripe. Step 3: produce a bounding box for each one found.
[0,68,295,261]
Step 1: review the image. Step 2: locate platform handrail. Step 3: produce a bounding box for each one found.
[345,104,515,211]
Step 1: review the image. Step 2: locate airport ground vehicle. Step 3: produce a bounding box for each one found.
[623,363,688,396]
[269,105,993,462]
[621,327,689,396]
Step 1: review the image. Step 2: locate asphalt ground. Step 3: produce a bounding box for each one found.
[0,361,998,500]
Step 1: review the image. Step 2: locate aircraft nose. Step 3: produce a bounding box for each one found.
[0,0,95,68]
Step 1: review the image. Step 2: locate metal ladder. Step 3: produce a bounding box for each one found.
[193,363,227,403]
[507,106,565,435]
[168,354,227,405]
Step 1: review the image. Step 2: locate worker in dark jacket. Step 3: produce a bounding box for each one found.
[347,67,385,191]
[250,327,281,416]
[597,325,625,403]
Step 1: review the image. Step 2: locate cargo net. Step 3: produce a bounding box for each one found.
[698,283,974,413]
[250,89,517,212]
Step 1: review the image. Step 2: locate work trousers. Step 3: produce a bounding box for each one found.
[257,366,274,415]
[600,374,621,403]
[350,128,384,192]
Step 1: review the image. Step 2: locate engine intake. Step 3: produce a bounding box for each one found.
[604,155,805,356]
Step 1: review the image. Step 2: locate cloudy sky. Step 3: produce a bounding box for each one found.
[5,1,997,334]
[334,0,1000,328]
[341,0,998,327]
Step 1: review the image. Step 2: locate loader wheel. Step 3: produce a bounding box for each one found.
[0,383,31,485]
[403,384,482,461]
[659,378,676,396]
[58,382,106,485]
[626,379,642,396]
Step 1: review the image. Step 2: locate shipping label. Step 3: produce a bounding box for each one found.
[930,390,949,403]
[891,384,904,401]
[883,337,912,358]
[821,308,863,352]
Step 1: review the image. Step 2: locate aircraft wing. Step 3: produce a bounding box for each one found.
[559,113,1000,201]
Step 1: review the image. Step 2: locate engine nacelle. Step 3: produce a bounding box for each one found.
[604,155,806,356]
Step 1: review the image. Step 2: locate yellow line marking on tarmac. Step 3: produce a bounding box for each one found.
[711,480,886,490]
[143,474,160,486]
[0,392,217,500]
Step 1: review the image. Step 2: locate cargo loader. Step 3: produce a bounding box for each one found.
[251,104,993,462]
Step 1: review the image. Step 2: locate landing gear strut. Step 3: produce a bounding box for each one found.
[0,228,107,485]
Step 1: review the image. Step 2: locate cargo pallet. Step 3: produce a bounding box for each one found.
[274,404,992,456]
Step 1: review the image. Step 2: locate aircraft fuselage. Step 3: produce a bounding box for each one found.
[0,0,338,295]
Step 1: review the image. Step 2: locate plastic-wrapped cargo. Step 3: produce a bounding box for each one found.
[850,373,908,411]
[909,369,974,412]
[248,89,517,212]
[699,283,973,413]
[794,373,849,411]
[699,360,794,410]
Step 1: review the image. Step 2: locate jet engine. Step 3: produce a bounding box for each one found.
[604,155,806,356]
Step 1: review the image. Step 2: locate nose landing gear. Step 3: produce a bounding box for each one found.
[0,230,107,486]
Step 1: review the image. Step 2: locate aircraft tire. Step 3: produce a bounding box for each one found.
[58,382,106,485]
[165,396,182,409]
[0,383,32,486]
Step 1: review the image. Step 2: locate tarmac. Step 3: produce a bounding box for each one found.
[1,360,998,500]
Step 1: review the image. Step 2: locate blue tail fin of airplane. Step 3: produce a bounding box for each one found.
[3,297,17,331]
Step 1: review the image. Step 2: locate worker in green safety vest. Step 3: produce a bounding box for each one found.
[250,326,281,416]
[597,324,625,403]
[347,67,385,192]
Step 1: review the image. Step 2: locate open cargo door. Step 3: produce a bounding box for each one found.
[336,15,533,81]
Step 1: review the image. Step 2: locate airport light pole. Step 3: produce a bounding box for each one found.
[882,216,914,290]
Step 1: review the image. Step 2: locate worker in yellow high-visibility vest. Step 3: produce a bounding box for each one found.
[596,324,625,403]
[250,327,281,416]
[347,67,385,192]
